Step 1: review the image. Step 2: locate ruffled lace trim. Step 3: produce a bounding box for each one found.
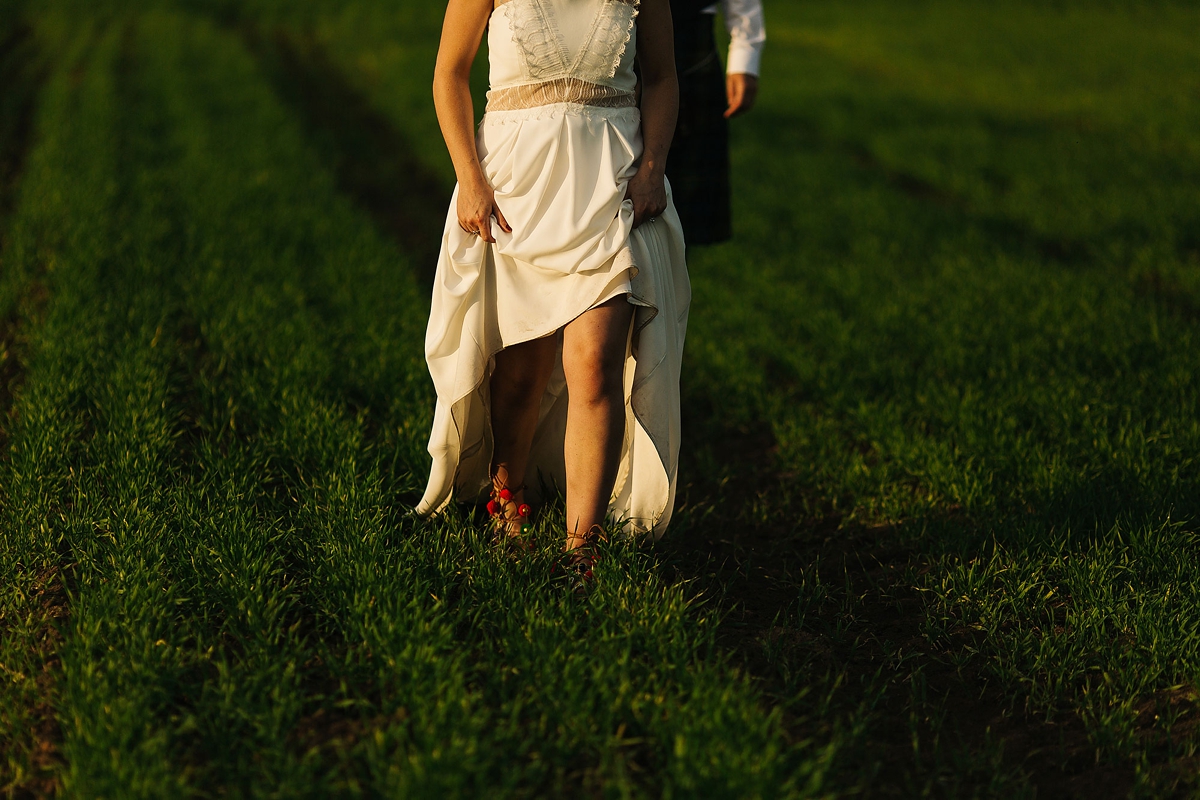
[503,0,639,84]
[574,0,639,82]
[487,78,635,112]
[504,0,565,82]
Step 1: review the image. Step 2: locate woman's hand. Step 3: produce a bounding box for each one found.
[626,0,676,229]
[625,167,668,228]
[435,0,507,242]
[457,176,511,243]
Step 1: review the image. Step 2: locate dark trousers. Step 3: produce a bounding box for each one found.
[667,12,732,246]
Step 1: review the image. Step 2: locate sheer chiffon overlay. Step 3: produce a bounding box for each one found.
[416,0,690,536]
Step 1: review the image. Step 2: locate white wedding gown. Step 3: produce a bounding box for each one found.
[415,0,691,536]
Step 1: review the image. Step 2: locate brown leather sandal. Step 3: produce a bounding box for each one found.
[559,524,605,595]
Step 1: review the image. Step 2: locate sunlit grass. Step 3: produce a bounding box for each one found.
[1,0,1199,796]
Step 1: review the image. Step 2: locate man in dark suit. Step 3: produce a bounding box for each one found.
[667,0,765,245]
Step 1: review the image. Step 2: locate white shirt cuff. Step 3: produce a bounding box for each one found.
[726,43,761,76]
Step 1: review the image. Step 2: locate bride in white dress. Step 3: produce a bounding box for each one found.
[417,0,689,562]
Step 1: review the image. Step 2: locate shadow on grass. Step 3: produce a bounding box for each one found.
[654,97,1200,790]
[1135,267,1200,323]
[0,20,67,800]
[236,25,449,288]
[660,399,1160,797]
[0,21,46,434]
[0,24,42,221]
[740,106,1177,271]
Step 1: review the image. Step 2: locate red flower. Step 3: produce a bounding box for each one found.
[499,488,513,502]
[518,504,531,517]
[486,500,498,516]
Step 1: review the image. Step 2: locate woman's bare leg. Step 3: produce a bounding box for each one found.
[561,297,634,549]
[490,336,558,524]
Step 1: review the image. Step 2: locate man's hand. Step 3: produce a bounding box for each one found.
[725,73,759,119]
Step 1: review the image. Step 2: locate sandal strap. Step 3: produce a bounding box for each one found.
[489,478,527,495]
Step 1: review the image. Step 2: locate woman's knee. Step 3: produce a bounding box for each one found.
[493,368,543,403]
[563,338,624,402]
[494,338,556,389]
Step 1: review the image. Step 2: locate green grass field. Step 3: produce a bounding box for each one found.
[2,1,1199,796]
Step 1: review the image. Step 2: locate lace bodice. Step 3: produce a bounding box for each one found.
[487,0,639,112]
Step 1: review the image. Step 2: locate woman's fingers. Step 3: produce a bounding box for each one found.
[626,170,669,228]
[631,195,668,228]
[455,179,507,241]
[495,204,512,234]
[457,213,493,241]
[467,184,662,231]
[478,214,496,243]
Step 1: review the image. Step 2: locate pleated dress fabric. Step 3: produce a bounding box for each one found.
[415,0,691,537]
